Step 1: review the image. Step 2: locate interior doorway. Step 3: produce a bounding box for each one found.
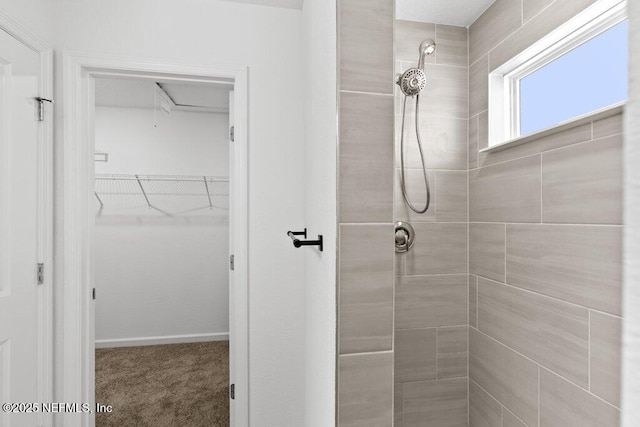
[60,55,249,427]
[91,76,232,425]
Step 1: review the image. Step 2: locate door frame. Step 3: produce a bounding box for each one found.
[0,9,54,427]
[60,53,249,427]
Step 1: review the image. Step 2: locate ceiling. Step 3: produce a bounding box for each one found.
[131,0,495,24]
[217,0,303,9]
[396,0,497,27]
[215,0,495,22]
[95,78,233,114]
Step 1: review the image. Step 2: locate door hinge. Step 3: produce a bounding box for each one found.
[229,254,235,271]
[92,288,96,300]
[37,263,44,285]
[36,97,53,122]
[230,384,235,400]
[230,126,235,142]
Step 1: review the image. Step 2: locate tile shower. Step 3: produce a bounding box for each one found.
[394,20,470,427]
[337,0,623,426]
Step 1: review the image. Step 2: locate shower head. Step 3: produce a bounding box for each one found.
[396,38,436,97]
[417,38,436,70]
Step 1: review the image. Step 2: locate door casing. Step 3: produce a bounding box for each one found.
[60,53,249,427]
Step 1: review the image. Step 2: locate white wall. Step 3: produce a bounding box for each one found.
[95,107,230,176]
[622,1,640,425]
[302,0,337,425]
[93,106,230,346]
[0,0,54,42]
[94,223,230,345]
[53,1,308,425]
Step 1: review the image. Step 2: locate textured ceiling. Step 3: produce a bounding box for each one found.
[396,0,497,27]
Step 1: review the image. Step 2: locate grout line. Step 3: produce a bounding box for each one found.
[467,221,623,228]
[466,275,470,330]
[396,167,468,173]
[468,54,485,69]
[470,377,531,426]
[434,172,439,221]
[473,327,622,410]
[339,222,397,226]
[392,112,470,121]
[590,308,623,320]
[476,276,479,328]
[398,272,468,278]
[339,350,394,358]
[402,381,405,425]
[428,62,469,71]
[434,24,438,65]
[467,23,470,68]
[475,126,621,171]
[392,23,399,412]
[396,375,469,386]
[396,58,468,71]
[395,325,468,332]
[540,365,621,411]
[474,151,543,170]
[472,108,488,118]
[467,28,472,420]
[467,375,470,427]
[538,365,541,427]
[481,0,542,72]
[504,223,507,282]
[435,327,439,380]
[339,89,394,97]
[524,0,561,28]
[476,274,617,315]
[504,407,529,427]
[540,149,543,223]
[588,309,592,391]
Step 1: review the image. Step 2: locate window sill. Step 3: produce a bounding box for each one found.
[481,103,625,154]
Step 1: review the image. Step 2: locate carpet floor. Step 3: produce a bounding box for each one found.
[95,341,229,427]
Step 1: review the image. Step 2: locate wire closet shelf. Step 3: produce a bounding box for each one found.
[94,174,229,216]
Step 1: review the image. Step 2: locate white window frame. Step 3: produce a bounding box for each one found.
[488,0,627,147]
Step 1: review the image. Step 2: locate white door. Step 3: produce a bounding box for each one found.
[0,27,48,427]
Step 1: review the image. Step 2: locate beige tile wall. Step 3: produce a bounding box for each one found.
[337,0,395,425]
[394,20,469,427]
[340,1,622,425]
[468,0,623,425]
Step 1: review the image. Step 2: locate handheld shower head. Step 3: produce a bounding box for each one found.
[417,38,436,70]
[396,38,437,217]
[396,38,436,97]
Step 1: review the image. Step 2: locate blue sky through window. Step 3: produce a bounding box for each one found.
[519,20,628,136]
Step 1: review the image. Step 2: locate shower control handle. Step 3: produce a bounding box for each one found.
[395,221,415,253]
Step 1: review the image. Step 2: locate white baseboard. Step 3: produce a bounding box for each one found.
[95,332,229,348]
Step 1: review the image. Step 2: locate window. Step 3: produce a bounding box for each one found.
[519,20,627,135]
[488,0,627,146]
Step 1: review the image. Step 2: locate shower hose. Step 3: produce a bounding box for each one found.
[399,94,431,214]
